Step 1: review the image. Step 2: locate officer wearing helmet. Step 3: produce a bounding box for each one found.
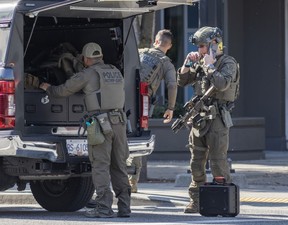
[40,42,131,218]
[177,27,240,213]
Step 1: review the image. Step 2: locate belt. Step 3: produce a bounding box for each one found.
[88,109,123,115]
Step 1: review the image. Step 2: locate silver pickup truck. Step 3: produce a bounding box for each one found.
[0,0,194,212]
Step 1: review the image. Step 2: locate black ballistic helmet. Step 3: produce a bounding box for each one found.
[189,27,222,45]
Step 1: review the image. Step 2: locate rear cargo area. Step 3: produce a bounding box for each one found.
[24,17,123,126]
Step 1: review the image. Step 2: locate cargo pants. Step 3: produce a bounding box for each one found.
[126,156,142,184]
[188,114,231,203]
[88,115,131,216]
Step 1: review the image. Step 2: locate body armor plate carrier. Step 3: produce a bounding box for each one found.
[84,64,125,112]
[139,48,169,85]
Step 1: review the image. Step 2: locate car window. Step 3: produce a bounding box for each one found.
[0,2,18,64]
[0,1,18,21]
[0,28,10,65]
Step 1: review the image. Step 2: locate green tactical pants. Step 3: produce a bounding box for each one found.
[88,121,131,215]
[126,156,142,184]
[188,115,231,202]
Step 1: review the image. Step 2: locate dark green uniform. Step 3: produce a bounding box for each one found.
[47,59,130,217]
[177,54,239,211]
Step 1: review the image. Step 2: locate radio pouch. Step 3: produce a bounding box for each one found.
[220,106,233,128]
[96,113,113,134]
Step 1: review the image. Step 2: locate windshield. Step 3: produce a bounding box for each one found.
[0,1,18,65]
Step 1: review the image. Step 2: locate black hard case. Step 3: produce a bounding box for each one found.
[199,179,240,217]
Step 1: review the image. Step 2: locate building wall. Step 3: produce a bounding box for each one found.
[153,0,287,155]
[227,0,286,150]
[178,0,286,151]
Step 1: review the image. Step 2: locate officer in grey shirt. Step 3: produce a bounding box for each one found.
[127,29,178,193]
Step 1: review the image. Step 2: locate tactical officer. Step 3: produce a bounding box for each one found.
[40,42,131,218]
[126,29,177,193]
[177,27,239,213]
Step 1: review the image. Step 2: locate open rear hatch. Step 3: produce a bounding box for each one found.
[21,0,197,127]
[18,0,196,19]
[0,0,197,160]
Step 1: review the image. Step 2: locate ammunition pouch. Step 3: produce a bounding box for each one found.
[192,120,212,137]
[78,109,125,145]
[108,110,126,125]
[192,104,217,137]
[96,113,113,134]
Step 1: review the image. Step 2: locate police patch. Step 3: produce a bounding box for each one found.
[102,71,123,83]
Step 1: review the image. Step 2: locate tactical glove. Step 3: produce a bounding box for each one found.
[24,73,40,89]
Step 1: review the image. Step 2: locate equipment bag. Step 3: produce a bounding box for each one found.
[199,177,240,217]
[86,117,105,145]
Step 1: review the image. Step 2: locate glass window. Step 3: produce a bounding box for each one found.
[0,2,17,21]
[187,3,199,29]
[164,5,184,68]
[0,2,17,64]
[163,6,185,111]
[0,28,10,64]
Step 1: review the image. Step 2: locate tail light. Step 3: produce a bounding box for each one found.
[140,82,149,129]
[0,81,15,128]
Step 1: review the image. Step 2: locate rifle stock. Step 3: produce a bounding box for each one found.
[171,85,216,133]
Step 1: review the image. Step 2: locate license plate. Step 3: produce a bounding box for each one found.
[66,139,88,156]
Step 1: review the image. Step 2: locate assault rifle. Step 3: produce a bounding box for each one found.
[171,85,216,133]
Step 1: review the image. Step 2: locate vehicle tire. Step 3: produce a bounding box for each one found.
[30,177,94,212]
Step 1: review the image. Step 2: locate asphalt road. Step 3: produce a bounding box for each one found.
[0,202,288,225]
[0,151,287,224]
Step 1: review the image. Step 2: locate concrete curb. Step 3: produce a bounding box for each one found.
[131,192,187,206]
[0,192,37,205]
[0,191,182,206]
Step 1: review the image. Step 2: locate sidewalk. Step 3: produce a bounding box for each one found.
[136,150,288,206]
[1,151,288,206]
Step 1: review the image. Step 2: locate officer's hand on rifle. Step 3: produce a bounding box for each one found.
[163,109,173,124]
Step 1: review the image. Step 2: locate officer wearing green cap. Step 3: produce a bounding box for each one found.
[177,27,240,213]
[40,42,131,218]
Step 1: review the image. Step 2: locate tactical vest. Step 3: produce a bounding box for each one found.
[84,64,125,112]
[139,48,170,85]
[214,55,240,102]
[193,55,240,102]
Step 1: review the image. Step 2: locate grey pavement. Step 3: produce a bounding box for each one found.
[1,151,288,207]
[140,150,288,206]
